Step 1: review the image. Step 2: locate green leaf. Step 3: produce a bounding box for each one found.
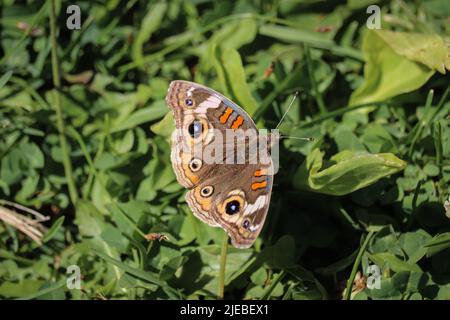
[209,18,257,50]
[425,233,450,257]
[15,281,65,300]
[259,24,361,60]
[0,280,44,298]
[211,45,258,115]
[334,130,367,152]
[250,268,267,286]
[259,24,334,48]
[273,236,297,268]
[132,2,167,68]
[374,30,450,74]
[398,230,431,263]
[159,256,188,281]
[294,148,407,196]
[150,111,175,138]
[350,30,434,105]
[368,272,430,299]
[368,252,421,272]
[73,200,107,238]
[111,100,168,133]
[362,124,398,153]
[42,216,65,243]
[100,224,129,253]
[93,250,179,299]
[0,71,13,89]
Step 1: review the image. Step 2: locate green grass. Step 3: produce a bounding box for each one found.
[0,0,449,300]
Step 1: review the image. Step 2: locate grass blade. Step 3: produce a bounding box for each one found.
[0,71,13,89]
[93,249,179,299]
[344,230,375,300]
[42,216,65,243]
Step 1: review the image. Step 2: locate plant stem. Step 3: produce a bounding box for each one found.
[344,230,375,300]
[305,44,327,114]
[261,270,286,300]
[49,0,78,205]
[433,122,443,176]
[406,180,423,230]
[218,231,228,299]
[408,89,434,158]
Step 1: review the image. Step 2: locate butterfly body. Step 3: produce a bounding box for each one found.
[165,80,276,248]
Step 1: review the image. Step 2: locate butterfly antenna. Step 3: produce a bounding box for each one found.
[275,91,299,130]
[280,136,315,141]
[273,91,314,142]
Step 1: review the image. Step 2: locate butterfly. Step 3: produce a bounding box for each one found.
[165,80,278,249]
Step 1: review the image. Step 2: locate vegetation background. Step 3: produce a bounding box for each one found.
[0,0,449,300]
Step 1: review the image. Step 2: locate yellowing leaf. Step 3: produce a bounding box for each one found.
[350,30,434,105]
[375,30,450,74]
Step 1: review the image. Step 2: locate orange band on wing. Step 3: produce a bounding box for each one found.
[251,181,267,190]
[254,169,267,177]
[231,116,244,129]
[220,107,233,124]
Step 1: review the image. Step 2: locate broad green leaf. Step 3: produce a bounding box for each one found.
[398,230,431,263]
[256,236,298,269]
[111,130,134,154]
[362,124,398,153]
[368,277,402,300]
[294,148,407,196]
[159,256,188,281]
[150,111,175,139]
[368,271,430,300]
[245,285,265,299]
[273,235,297,268]
[0,280,44,298]
[74,200,107,238]
[375,30,450,74]
[334,130,367,151]
[100,224,129,253]
[250,268,267,286]
[350,30,434,105]
[111,100,168,133]
[436,286,450,300]
[14,281,65,300]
